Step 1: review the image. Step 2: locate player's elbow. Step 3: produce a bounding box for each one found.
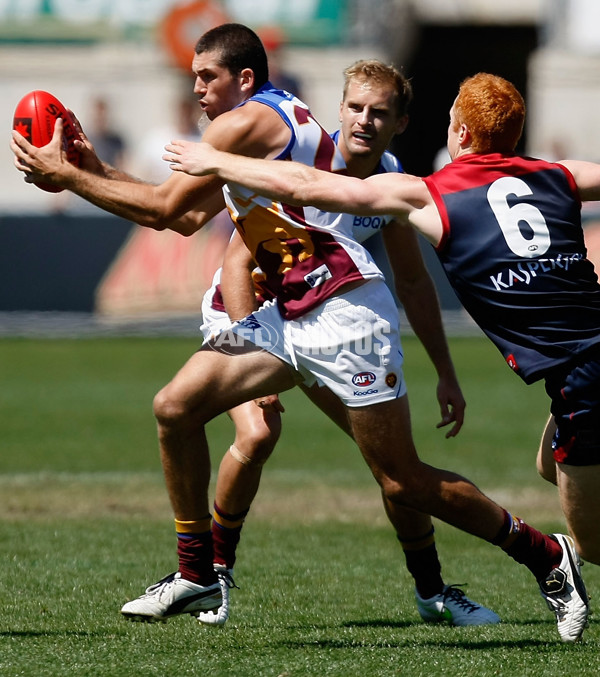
[136,210,199,236]
[135,212,171,232]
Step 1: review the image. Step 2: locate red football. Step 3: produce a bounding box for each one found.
[13,90,80,193]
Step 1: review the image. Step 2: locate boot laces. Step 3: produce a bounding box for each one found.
[443,584,480,613]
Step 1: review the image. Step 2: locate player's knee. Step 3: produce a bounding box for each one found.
[235,418,280,462]
[379,475,422,510]
[227,443,267,468]
[153,385,195,428]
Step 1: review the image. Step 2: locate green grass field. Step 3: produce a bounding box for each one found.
[1,335,599,676]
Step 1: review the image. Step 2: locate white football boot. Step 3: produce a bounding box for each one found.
[416,584,501,626]
[539,534,589,642]
[121,572,221,622]
[197,565,238,626]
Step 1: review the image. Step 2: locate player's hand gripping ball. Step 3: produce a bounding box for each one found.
[13,90,80,193]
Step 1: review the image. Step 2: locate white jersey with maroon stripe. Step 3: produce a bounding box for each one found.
[222,83,384,320]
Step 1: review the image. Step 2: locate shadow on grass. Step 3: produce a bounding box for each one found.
[280,636,555,650]
[274,617,593,649]
[0,630,102,638]
[342,617,552,629]
[345,616,600,630]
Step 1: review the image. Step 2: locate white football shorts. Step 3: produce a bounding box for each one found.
[212,278,406,407]
[200,280,232,343]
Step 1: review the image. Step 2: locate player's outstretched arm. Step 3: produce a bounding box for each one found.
[65,110,126,181]
[163,138,416,218]
[559,159,600,201]
[12,118,224,235]
[12,115,137,189]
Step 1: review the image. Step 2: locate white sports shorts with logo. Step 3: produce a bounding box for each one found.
[200,283,232,342]
[217,278,406,407]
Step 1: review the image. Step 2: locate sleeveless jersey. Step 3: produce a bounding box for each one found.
[209,128,402,314]
[328,129,402,244]
[424,153,600,383]
[222,84,384,320]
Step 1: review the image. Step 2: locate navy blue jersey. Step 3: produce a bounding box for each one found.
[424,153,600,383]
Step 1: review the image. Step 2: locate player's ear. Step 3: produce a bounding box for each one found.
[239,68,255,93]
[458,123,470,145]
[395,115,409,135]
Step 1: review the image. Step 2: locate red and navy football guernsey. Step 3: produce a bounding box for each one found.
[424,153,600,383]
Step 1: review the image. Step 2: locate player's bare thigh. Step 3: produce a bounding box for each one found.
[299,382,352,436]
[557,462,600,563]
[155,341,301,425]
[535,414,600,562]
[346,395,421,482]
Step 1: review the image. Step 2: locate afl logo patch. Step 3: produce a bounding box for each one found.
[352,371,376,387]
[385,373,397,388]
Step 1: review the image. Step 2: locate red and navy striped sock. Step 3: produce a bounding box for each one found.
[491,510,562,580]
[175,516,217,586]
[211,502,250,569]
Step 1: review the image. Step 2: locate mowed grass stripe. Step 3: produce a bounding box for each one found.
[0,470,562,526]
[2,337,600,676]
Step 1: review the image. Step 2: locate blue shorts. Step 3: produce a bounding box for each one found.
[545,350,600,466]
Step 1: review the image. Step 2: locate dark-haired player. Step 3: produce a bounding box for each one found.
[13,36,587,642]
[196,59,500,628]
[161,72,595,642]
